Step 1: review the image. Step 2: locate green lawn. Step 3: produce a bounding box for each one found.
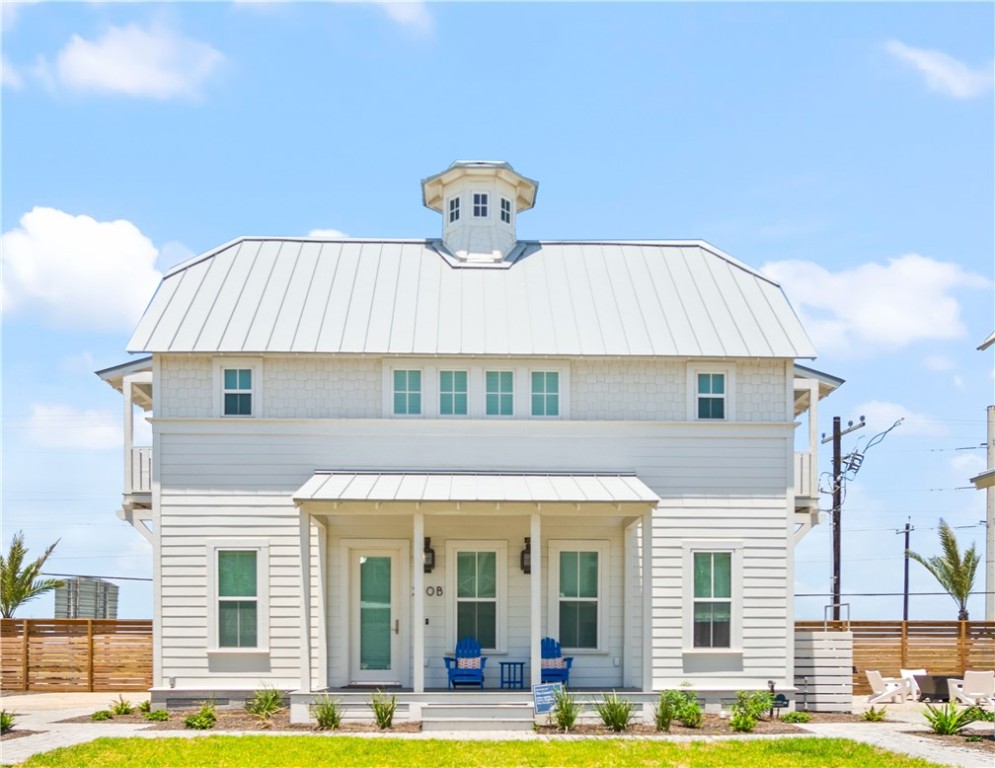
[16,735,947,768]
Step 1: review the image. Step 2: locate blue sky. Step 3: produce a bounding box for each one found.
[2,1,993,622]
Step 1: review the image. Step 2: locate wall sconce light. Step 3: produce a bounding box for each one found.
[520,537,532,574]
[423,537,436,574]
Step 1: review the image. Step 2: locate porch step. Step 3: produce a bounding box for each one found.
[421,703,535,732]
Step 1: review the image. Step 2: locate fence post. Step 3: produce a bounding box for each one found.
[87,620,94,692]
[900,621,908,667]
[21,619,29,692]
[958,621,967,672]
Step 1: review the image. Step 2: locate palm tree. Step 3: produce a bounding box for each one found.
[907,519,980,621]
[0,531,64,618]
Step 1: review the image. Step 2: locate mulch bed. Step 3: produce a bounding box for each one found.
[0,729,43,741]
[58,708,420,733]
[916,729,995,756]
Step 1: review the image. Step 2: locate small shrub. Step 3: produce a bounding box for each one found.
[654,692,675,732]
[550,687,580,732]
[90,710,113,721]
[184,702,217,730]
[137,700,152,714]
[730,709,756,732]
[594,691,633,733]
[862,706,887,722]
[922,702,979,735]
[734,690,775,720]
[246,686,284,723]
[143,709,169,722]
[311,695,342,730]
[661,688,703,728]
[370,689,397,730]
[109,695,134,715]
[780,710,811,723]
[966,734,983,743]
[968,706,994,722]
[1,710,16,734]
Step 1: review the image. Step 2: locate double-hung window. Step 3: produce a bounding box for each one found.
[558,550,599,648]
[393,370,422,415]
[439,370,468,416]
[223,368,253,416]
[448,196,460,223]
[692,552,732,648]
[217,550,258,648]
[531,371,559,416]
[696,373,725,419]
[456,551,497,648]
[473,193,488,218]
[485,371,513,416]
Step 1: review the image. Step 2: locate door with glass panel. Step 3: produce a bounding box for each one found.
[350,549,402,684]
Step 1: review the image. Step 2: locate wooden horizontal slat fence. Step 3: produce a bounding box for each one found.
[797,621,995,695]
[1,619,152,692]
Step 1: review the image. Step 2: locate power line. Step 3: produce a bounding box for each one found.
[41,572,152,582]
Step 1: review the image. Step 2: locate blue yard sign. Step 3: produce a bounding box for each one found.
[533,682,562,715]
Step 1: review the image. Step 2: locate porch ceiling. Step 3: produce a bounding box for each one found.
[292,471,659,515]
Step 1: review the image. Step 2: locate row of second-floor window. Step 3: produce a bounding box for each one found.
[392,369,561,418]
[217,361,732,420]
[447,193,513,224]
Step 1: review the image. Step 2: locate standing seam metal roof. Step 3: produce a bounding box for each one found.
[127,238,816,358]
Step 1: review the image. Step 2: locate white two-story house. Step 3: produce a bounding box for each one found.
[99,160,839,721]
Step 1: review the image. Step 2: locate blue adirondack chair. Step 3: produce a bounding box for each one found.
[540,637,574,685]
[444,637,488,688]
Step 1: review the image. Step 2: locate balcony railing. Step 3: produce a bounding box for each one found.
[794,450,815,500]
[128,447,152,494]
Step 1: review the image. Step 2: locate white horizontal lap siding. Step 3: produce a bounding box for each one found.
[158,494,303,685]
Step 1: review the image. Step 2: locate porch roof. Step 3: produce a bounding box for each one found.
[292,471,659,511]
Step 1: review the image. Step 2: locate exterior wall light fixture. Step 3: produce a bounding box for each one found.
[520,537,532,574]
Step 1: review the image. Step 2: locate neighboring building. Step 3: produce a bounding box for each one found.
[54,577,120,619]
[99,160,839,718]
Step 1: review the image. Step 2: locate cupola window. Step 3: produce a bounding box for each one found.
[500,198,511,224]
[448,196,460,223]
[473,193,488,218]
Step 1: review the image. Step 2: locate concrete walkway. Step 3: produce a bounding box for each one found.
[1,693,992,767]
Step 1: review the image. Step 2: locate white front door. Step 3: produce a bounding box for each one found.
[349,548,403,684]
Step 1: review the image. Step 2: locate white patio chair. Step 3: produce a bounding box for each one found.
[948,670,995,706]
[900,668,926,699]
[866,670,912,705]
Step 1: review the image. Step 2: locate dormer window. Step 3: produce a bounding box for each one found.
[448,197,460,223]
[500,198,511,224]
[473,193,488,218]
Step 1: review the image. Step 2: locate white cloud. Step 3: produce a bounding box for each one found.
[851,400,946,438]
[26,404,122,450]
[762,254,989,355]
[1,55,23,89]
[922,355,955,372]
[1,207,163,331]
[2,0,41,28]
[54,23,224,100]
[950,452,985,476]
[886,40,994,100]
[372,1,433,34]
[308,228,348,238]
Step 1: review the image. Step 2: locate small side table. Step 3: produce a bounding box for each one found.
[499,661,525,689]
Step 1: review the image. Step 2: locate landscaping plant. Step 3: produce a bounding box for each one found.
[143,709,169,722]
[370,690,397,729]
[862,706,887,722]
[654,691,675,732]
[90,710,113,721]
[659,688,703,728]
[110,695,135,716]
[550,687,580,732]
[246,686,285,724]
[1,710,15,734]
[184,702,217,730]
[593,691,633,732]
[922,702,980,735]
[311,695,342,730]
[0,531,64,618]
[780,710,812,723]
[138,700,152,714]
[730,690,775,732]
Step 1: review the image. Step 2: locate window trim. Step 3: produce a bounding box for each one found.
[687,364,735,421]
[391,368,423,416]
[547,540,609,653]
[472,191,489,218]
[500,197,512,224]
[206,538,270,654]
[530,370,560,418]
[213,358,263,418]
[484,369,515,417]
[448,195,461,223]
[446,540,508,653]
[681,539,743,654]
[438,369,469,417]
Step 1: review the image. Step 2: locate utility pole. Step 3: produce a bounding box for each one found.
[897,520,913,622]
[987,405,994,621]
[822,416,865,621]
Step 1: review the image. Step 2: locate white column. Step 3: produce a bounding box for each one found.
[530,511,542,690]
[298,509,313,691]
[413,511,425,693]
[641,510,654,692]
[122,378,134,491]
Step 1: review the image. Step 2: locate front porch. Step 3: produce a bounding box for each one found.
[291,471,661,716]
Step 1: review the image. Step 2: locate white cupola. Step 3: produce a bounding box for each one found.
[421,161,538,263]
